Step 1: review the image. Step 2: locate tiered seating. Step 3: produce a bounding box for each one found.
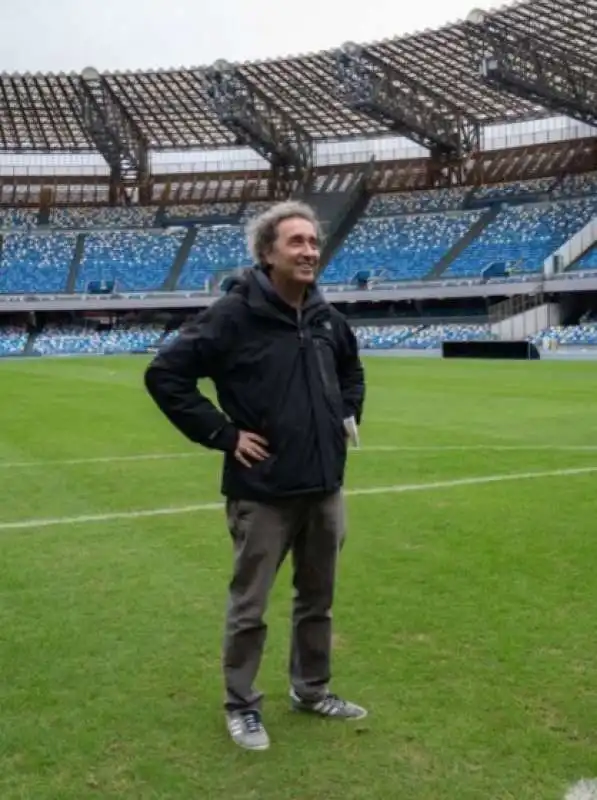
[76,231,186,292]
[177,225,250,289]
[50,207,155,228]
[0,233,76,294]
[32,324,164,356]
[531,324,597,347]
[364,188,467,216]
[167,203,241,219]
[397,324,494,350]
[354,325,423,349]
[0,209,37,229]
[355,323,494,350]
[241,202,274,221]
[1,178,597,295]
[0,325,28,356]
[473,177,554,201]
[551,172,597,200]
[446,198,597,278]
[325,210,482,284]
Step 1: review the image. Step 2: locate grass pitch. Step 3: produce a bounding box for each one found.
[1,355,597,799]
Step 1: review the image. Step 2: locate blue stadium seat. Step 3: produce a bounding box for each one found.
[2,186,597,294]
[364,188,467,216]
[0,326,28,355]
[355,323,494,350]
[0,233,76,293]
[0,209,37,229]
[324,210,482,284]
[445,198,597,278]
[531,324,597,347]
[473,177,554,201]
[32,325,164,356]
[177,225,250,290]
[76,231,186,292]
[50,206,156,228]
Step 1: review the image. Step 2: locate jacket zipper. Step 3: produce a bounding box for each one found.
[296,307,335,490]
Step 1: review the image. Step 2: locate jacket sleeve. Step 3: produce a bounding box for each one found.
[335,317,365,424]
[144,303,239,452]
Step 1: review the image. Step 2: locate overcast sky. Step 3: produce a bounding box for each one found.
[3,0,504,74]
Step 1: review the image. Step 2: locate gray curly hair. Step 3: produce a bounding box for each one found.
[245,201,322,266]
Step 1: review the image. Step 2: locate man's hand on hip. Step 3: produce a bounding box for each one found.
[234,431,270,468]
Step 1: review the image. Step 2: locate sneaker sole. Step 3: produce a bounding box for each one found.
[231,738,270,751]
[227,726,270,751]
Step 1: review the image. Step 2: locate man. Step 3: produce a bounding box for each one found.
[144,201,366,751]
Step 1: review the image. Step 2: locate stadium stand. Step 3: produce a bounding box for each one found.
[0,320,501,357]
[4,319,597,359]
[0,209,37,230]
[4,175,597,294]
[177,226,249,291]
[0,233,77,294]
[75,230,187,293]
[363,188,468,216]
[445,198,597,279]
[50,206,156,228]
[1,0,597,362]
[31,324,164,356]
[15,319,597,358]
[0,325,28,356]
[325,209,484,284]
[531,324,597,348]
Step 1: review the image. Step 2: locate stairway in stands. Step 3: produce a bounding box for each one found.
[295,160,375,271]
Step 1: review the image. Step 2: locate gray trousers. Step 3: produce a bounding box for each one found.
[222,490,345,713]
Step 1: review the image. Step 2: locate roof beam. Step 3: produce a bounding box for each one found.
[335,42,481,169]
[77,68,151,204]
[202,60,313,199]
[467,11,597,128]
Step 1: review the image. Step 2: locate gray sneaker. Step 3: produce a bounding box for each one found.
[290,689,368,720]
[226,710,270,751]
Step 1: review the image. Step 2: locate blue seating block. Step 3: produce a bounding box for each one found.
[76,231,186,292]
[0,233,76,294]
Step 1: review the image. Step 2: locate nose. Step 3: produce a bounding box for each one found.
[302,241,319,260]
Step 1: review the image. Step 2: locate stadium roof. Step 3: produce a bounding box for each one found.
[0,0,594,153]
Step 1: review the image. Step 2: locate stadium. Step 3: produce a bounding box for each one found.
[2,0,597,797]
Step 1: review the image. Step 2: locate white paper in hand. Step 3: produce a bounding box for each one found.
[343,416,360,449]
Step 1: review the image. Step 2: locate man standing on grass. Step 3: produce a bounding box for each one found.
[144,200,367,751]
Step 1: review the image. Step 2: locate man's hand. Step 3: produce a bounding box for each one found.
[234,431,270,468]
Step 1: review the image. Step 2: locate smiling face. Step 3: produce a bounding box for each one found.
[264,216,321,287]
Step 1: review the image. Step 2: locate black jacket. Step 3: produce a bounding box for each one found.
[144,268,365,501]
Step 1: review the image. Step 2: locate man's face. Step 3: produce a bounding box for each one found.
[266,217,320,285]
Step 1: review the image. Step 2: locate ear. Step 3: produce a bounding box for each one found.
[262,242,275,269]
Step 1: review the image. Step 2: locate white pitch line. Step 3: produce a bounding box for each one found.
[1,464,596,533]
[0,452,200,470]
[1,444,597,471]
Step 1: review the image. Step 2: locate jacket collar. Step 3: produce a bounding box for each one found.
[240,266,328,325]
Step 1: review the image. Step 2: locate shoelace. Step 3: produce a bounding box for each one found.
[318,693,346,713]
[242,711,263,733]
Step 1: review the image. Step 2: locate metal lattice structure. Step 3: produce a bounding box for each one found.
[467,0,597,128]
[78,68,150,203]
[202,60,313,198]
[0,0,595,156]
[335,43,481,186]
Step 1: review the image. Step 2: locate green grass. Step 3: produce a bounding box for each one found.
[1,355,597,799]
